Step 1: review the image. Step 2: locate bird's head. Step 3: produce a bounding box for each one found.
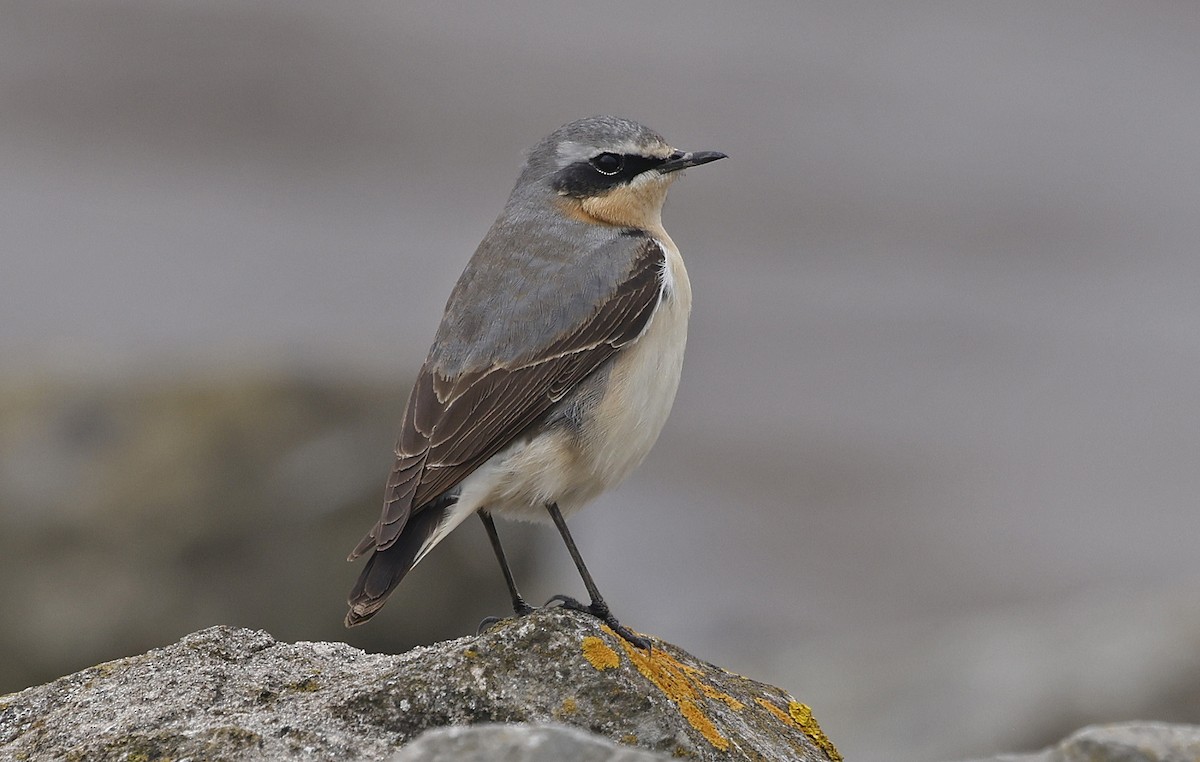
[516,115,725,230]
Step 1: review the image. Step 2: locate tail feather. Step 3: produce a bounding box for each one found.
[345,505,447,627]
[347,526,378,562]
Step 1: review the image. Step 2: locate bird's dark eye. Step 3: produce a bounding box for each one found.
[590,153,624,175]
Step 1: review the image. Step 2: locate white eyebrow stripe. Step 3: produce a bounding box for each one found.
[556,139,673,168]
[556,141,595,165]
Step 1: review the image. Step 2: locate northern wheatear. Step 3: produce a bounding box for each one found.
[346,116,725,647]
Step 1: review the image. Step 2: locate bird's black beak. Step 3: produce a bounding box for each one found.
[657,149,727,174]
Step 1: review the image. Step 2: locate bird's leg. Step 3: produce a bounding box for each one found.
[544,502,651,650]
[478,510,534,624]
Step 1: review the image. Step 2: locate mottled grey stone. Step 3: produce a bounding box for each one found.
[0,608,841,761]
[961,722,1200,762]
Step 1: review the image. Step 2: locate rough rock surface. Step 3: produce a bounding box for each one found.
[963,722,1200,762]
[0,608,840,761]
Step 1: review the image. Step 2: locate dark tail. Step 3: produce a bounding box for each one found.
[345,504,448,627]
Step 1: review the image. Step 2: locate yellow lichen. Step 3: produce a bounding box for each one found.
[581,636,620,670]
[463,648,478,659]
[788,701,841,761]
[755,697,842,761]
[560,697,578,715]
[606,627,736,751]
[756,697,792,724]
[696,678,745,711]
[621,734,638,745]
[678,701,729,751]
[587,626,839,758]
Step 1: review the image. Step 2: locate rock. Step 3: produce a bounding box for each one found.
[0,608,841,761]
[961,722,1200,762]
[388,722,674,761]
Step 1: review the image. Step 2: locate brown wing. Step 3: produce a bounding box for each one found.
[349,239,665,559]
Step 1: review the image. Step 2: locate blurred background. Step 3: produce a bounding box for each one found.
[2,2,1199,760]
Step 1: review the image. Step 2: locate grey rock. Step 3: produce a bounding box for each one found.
[0,608,841,761]
[388,722,673,761]
[961,722,1200,762]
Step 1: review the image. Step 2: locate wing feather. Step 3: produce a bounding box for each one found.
[349,238,665,558]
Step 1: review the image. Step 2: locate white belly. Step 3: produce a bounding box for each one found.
[578,239,691,495]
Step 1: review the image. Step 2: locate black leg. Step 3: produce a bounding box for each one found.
[478,510,534,617]
[545,502,650,650]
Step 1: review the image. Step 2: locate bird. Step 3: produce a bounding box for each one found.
[345,115,725,648]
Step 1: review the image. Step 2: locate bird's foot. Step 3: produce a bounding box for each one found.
[477,597,535,634]
[545,593,586,610]
[545,594,652,651]
[512,597,535,617]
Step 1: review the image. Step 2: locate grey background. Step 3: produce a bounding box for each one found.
[3,3,1200,761]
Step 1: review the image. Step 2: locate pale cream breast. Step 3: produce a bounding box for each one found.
[578,234,691,493]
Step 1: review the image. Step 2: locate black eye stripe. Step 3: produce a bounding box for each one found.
[552,153,669,198]
[611,154,667,178]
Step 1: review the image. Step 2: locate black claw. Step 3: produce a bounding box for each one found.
[546,594,585,610]
[546,595,650,651]
[607,622,652,652]
[480,599,535,634]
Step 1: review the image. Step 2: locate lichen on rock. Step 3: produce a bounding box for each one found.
[0,609,840,761]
